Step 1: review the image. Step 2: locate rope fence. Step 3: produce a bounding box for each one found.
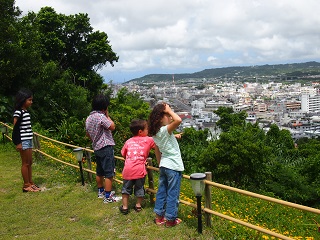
[1,121,319,239]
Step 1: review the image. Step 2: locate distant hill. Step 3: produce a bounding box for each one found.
[128,61,320,83]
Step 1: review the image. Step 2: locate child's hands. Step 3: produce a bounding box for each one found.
[174,133,183,139]
[163,103,172,113]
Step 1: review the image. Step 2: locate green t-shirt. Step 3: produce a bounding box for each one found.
[153,126,184,171]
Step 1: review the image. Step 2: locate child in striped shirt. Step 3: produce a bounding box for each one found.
[13,89,40,192]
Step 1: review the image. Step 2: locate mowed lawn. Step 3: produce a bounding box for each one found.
[0,143,211,240]
[1,141,320,240]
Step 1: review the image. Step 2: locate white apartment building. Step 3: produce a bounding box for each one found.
[191,100,205,116]
[234,104,251,112]
[301,94,320,113]
[301,87,317,95]
[253,103,268,112]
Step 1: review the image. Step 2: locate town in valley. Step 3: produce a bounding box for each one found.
[114,62,320,141]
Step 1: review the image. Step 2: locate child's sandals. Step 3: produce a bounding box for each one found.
[22,186,40,192]
[119,205,129,215]
[133,205,142,212]
[154,216,166,226]
[119,205,142,215]
[31,184,41,191]
[165,218,182,227]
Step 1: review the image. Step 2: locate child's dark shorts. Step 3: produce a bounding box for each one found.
[121,177,145,197]
[94,145,115,178]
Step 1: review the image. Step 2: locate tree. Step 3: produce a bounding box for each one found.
[179,127,209,174]
[25,61,92,129]
[109,88,151,155]
[214,107,247,132]
[0,0,20,95]
[1,3,120,127]
[0,95,13,122]
[264,161,317,205]
[23,7,119,94]
[0,0,41,96]
[3,6,120,128]
[265,124,295,159]
[199,123,268,190]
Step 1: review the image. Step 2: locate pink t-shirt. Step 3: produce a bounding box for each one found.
[121,136,155,180]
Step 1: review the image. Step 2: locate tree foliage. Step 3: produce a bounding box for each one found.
[0,2,119,127]
[0,0,41,96]
[180,109,320,206]
[265,124,295,154]
[179,127,209,174]
[109,88,151,155]
[214,107,247,132]
[21,7,119,98]
[199,123,268,190]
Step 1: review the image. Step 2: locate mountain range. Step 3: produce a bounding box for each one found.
[129,61,320,83]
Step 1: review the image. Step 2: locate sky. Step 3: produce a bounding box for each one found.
[15,0,320,83]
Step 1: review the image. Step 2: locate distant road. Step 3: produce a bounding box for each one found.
[170,98,191,112]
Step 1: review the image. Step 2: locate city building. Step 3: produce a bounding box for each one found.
[301,94,320,113]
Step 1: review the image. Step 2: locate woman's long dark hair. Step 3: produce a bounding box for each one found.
[148,103,166,136]
[14,88,33,110]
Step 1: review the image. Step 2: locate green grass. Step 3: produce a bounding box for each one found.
[0,143,210,240]
[1,142,320,240]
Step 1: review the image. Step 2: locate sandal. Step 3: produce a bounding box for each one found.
[165,218,182,228]
[31,184,41,191]
[154,216,166,226]
[133,205,142,212]
[22,186,39,192]
[119,205,129,215]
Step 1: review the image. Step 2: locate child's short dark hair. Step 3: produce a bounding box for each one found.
[130,119,147,136]
[92,94,110,111]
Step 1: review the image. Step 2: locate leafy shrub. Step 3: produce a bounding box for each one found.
[264,162,318,205]
[179,127,209,174]
[55,117,90,147]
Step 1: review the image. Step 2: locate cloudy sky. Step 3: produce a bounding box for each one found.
[15,0,320,83]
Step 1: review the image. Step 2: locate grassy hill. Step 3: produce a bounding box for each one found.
[1,142,319,239]
[128,61,320,83]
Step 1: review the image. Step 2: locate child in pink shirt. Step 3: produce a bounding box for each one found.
[119,119,155,214]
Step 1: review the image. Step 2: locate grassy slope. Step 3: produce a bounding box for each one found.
[0,143,210,240]
[1,142,320,240]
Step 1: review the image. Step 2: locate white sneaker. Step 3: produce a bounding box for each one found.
[98,190,115,199]
[103,191,121,203]
[98,191,105,198]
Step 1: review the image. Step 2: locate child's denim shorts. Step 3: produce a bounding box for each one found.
[22,139,33,150]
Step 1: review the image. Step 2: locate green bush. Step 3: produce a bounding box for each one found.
[55,117,90,147]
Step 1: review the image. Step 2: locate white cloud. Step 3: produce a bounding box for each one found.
[15,0,320,82]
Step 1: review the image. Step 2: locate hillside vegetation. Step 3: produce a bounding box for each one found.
[129,61,320,83]
[1,142,320,239]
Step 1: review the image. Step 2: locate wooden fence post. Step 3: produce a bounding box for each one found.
[33,134,43,160]
[204,172,212,227]
[1,124,8,143]
[84,147,93,182]
[147,158,155,205]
